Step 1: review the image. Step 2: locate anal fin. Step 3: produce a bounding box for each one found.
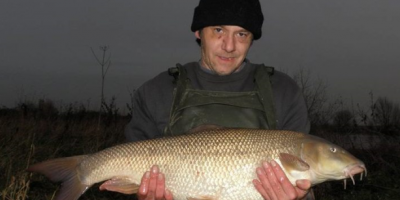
[187,196,218,200]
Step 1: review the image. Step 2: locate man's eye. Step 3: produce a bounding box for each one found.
[214,28,223,33]
[238,32,248,37]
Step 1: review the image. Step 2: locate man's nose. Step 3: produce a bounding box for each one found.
[222,34,235,52]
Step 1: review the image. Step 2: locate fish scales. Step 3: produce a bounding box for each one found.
[28,128,366,200]
[78,129,302,200]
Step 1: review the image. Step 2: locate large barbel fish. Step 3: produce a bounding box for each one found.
[28,128,367,200]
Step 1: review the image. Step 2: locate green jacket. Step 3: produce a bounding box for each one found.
[125,61,310,142]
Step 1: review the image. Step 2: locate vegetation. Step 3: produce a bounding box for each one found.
[1,91,399,199]
[90,45,113,130]
[0,100,134,200]
[291,68,400,199]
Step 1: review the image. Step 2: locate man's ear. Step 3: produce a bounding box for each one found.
[195,30,201,39]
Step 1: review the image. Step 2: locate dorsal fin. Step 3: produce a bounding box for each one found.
[188,124,224,134]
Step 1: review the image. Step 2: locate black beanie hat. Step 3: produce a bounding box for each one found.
[191,0,264,40]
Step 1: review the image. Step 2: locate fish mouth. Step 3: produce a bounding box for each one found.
[343,163,367,189]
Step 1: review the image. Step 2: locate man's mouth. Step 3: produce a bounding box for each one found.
[218,56,235,61]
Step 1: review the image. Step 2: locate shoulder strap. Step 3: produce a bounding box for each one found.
[166,64,191,134]
[254,64,277,129]
[168,63,191,87]
[168,66,179,84]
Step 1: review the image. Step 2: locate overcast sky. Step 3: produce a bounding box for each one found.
[1,0,399,112]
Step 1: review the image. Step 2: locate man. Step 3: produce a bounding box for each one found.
[124,0,312,199]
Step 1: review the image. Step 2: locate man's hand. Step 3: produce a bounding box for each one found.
[253,161,311,200]
[137,165,174,200]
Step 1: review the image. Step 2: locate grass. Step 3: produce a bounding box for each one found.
[1,107,399,199]
[0,108,135,200]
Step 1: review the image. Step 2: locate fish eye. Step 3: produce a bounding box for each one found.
[330,147,337,153]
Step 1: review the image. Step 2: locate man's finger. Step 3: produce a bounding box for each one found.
[254,163,277,200]
[295,179,312,198]
[138,171,150,199]
[270,160,297,199]
[164,189,174,200]
[147,165,160,197]
[253,178,270,200]
[263,161,287,200]
[155,173,166,200]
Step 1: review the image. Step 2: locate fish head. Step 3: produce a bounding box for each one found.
[299,136,367,186]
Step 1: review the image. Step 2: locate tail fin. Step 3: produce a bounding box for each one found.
[27,155,91,200]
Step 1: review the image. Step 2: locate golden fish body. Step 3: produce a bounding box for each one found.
[28,129,366,200]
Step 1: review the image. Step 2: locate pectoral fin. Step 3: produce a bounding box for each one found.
[99,176,139,194]
[279,153,309,172]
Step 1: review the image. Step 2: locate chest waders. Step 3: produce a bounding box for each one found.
[164,64,277,136]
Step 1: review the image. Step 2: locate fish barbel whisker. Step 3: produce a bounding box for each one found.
[349,171,356,185]
[359,166,368,181]
[343,164,367,189]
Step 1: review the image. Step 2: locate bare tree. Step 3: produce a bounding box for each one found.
[292,68,330,127]
[372,97,400,133]
[333,109,354,131]
[126,88,136,118]
[91,45,111,129]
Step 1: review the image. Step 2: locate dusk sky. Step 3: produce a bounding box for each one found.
[1,0,399,113]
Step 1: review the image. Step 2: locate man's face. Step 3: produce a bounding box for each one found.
[195,25,253,76]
